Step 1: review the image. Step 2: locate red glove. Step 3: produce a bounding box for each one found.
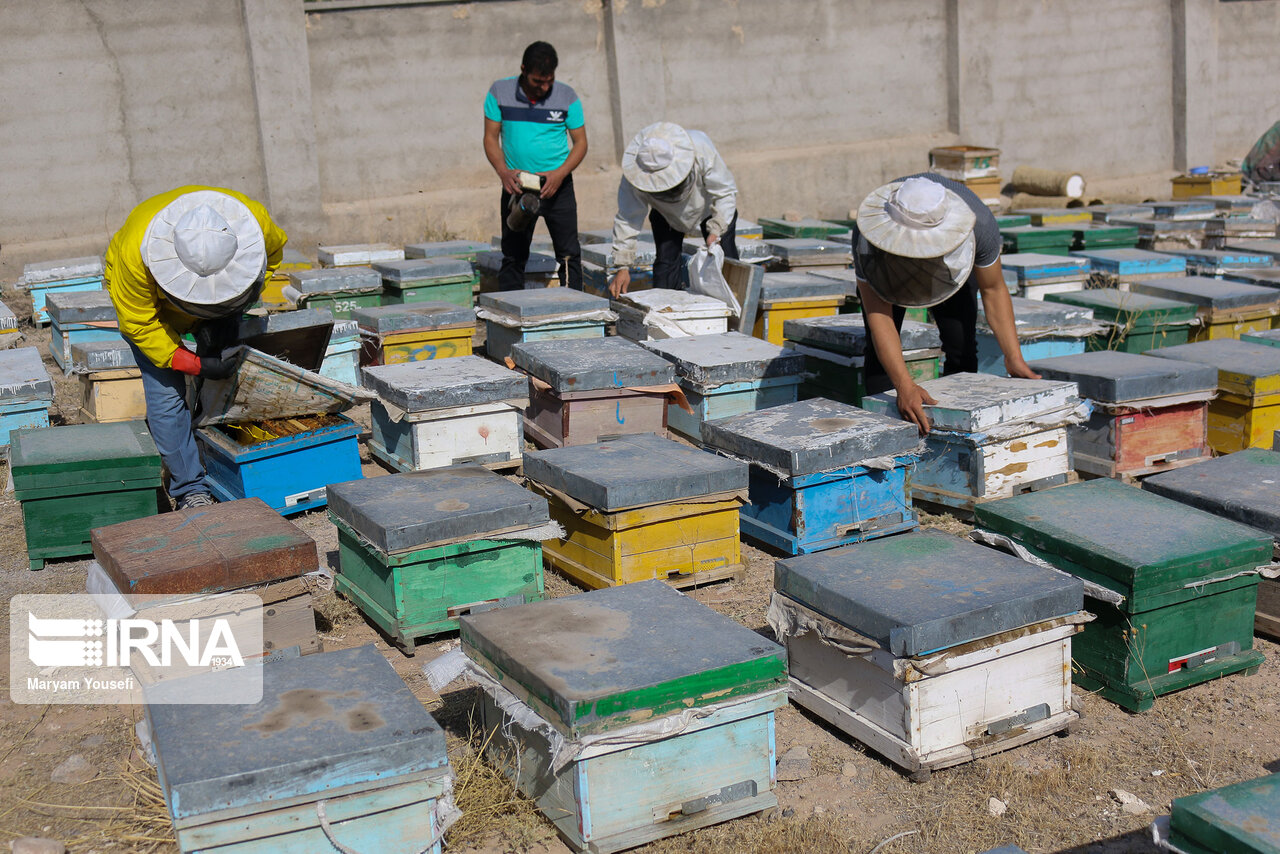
[170,348,201,376]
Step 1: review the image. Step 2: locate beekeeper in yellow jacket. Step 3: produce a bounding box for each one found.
[105,186,288,510]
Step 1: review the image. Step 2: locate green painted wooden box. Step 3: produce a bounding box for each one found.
[1165,771,1279,854]
[1045,289,1198,354]
[975,479,1268,712]
[11,420,163,570]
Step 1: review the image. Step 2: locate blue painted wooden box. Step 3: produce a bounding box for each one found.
[0,347,54,451]
[197,414,362,514]
[18,256,104,325]
[46,290,120,371]
[462,581,788,854]
[976,296,1101,375]
[319,319,361,386]
[146,645,455,854]
[701,399,920,554]
[1070,248,1186,280]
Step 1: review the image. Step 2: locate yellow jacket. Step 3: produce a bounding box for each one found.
[105,185,288,369]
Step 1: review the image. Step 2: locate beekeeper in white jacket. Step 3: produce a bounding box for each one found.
[607,122,739,297]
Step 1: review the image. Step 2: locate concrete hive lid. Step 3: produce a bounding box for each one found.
[759,271,848,301]
[19,256,103,285]
[287,267,382,294]
[0,301,15,331]
[1071,248,1186,275]
[146,645,447,821]
[326,464,550,553]
[1143,448,1280,538]
[1028,351,1217,403]
[239,308,334,337]
[984,296,1095,336]
[1000,253,1091,282]
[781,314,940,355]
[403,239,491,259]
[862,373,1081,432]
[45,290,116,324]
[372,257,473,282]
[11,420,158,479]
[1130,276,1280,310]
[475,250,557,274]
[581,242,657,268]
[522,433,747,510]
[70,339,137,372]
[1224,269,1280,287]
[763,238,851,263]
[317,243,404,266]
[510,336,675,393]
[699,398,919,477]
[1226,239,1280,258]
[460,580,787,738]
[774,530,1083,656]
[1146,338,1280,383]
[1168,769,1280,851]
[361,355,528,412]
[477,288,609,319]
[0,347,54,403]
[351,301,475,334]
[1045,289,1198,326]
[641,332,805,387]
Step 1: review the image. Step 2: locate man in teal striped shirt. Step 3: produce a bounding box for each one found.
[483,41,588,290]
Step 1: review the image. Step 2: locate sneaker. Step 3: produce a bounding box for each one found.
[176,491,216,511]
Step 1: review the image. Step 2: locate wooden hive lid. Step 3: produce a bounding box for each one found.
[1143,449,1280,539]
[862,373,1081,433]
[70,339,138,372]
[1070,248,1187,275]
[983,296,1096,337]
[774,530,1083,656]
[1028,350,1217,403]
[19,256,103,286]
[999,253,1090,282]
[92,497,317,596]
[317,242,404,266]
[461,580,787,738]
[1169,771,1279,854]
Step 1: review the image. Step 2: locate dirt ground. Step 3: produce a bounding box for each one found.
[1,314,1278,854]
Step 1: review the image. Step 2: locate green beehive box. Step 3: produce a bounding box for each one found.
[994,214,1032,229]
[758,217,848,240]
[11,421,163,570]
[1000,225,1076,256]
[1168,771,1279,854]
[1046,289,1198,353]
[1072,223,1140,251]
[974,479,1268,711]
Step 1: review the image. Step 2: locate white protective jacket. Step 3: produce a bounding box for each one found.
[608,130,737,267]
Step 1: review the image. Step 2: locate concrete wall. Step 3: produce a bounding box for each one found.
[3,0,1279,273]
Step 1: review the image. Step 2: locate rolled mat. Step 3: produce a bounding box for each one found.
[1011,166,1086,198]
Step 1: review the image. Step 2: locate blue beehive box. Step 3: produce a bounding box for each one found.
[18,256,104,325]
[478,288,612,360]
[197,413,363,514]
[701,398,920,554]
[0,347,54,450]
[642,333,805,443]
[1158,248,1275,276]
[146,645,455,853]
[1070,248,1186,280]
[1000,252,1090,300]
[46,290,120,371]
[977,296,1101,375]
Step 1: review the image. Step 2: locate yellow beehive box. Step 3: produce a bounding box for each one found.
[354,302,476,366]
[1172,173,1242,199]
[78,369,145,424]
[754,297,843,346]
[1149,339,1280,453]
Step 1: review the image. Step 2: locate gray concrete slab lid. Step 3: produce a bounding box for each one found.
[982,296,1094,335]
[764,239,851,263]
[327,465,550,552]
[760,272,849,302]
[1142,448,1280,537]
[862,373,1080,432]
[1046,288,1194,316]
[239,308,334,338]
[0,347,53,402]
[287,267,382,293]
[1000,253,1090,282]
[1227,239,1280,257]
[1130,277,1280,310]
[510,337,675,392]
[478,288,608,319]
[1226,269,1280,287]
[45,290,116,323]
[1144,338,1280,380]
[330,319,359,340]
[70,339,137,372]
[146,645,447,821]
[361,355,528,411]
[1027,351,1217,403]
[577,228,615,244]
[1089,204,1152,221]
[581,243,657,267]
[700,398,919,476]
[475,250,557,274]
[352,301,475,334]
[0,301,15,331]
[641,332,805,386]
[19,256,104,284]
[523,433,746,510]
[11,419,155,468]
[404,240,492,258]
[373,257,473,282]
[782,314,940,354]
[774,530,1082,656]
[317,243,404,265]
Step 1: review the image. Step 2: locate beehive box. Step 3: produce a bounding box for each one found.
[363,356,529,472]
[317,242,404,267]
[1045,289,1198,353]
[995,214,1032,229]
[1161,771,1279,854]
[375,257,476,308]
[146,645,454,854]
[1205,219,1278,248]
[580,239,658,269]
[1228,268,1280,289]
[319,319,360,385]
[1127,217,1209,251]
[0,300,21,348]
[1131,276,1280,341]
[1146,338,1280,453]
[18,256,104,325]
[197,415,362,514]
[46,289,119,371]
[1016,208,1093,227]
[759,218,849,240]
[701,399,919,554]
[525,434,748,588]
[477,288,611,361]
[475,250,558,292]
[976,479,1268,711]
[1157,247,1275,277]
[1090,205,1154,224]
[864,374,1083,515]
[1072,223,1140,251]
[783,315,942,405]
[642,333,804,443]
[462,580,787,853]
[1000,253,1090,300]
[1149,200,1217,221]
[355,302,475,365]
[762,239,851,273]
[238,308,333,373]
[404,239,492,262]
[613,289,732,342]
[285,267,383,319]
[928,145,1001,180]
[13,420,162,569]
[753,272,847,344]
[70,340,144,424]
[258,246,311,309]
[1070,248,1187,282]
[1226,239,1280,261]
[1143,448,1280,637]
[1191,193,1257,215]
[0,347,54,448]
[977,296,1102,374]
[773,531,1084,776]
[1029,351,1215,479]
[1000,225,1076,256]
[328,467,548,652]
[511,337,676,449]
[1171,172,1242,198]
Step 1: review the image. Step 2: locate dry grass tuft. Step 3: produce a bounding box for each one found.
[311,587,362,635]
[917,508,973,538]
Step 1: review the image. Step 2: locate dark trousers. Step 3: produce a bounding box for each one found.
[861,279,978,396]
[650,209,739,290]
[499,174,582,290]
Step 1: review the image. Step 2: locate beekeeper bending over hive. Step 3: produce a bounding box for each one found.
[105,186,288,510]
[608,122,739,296]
